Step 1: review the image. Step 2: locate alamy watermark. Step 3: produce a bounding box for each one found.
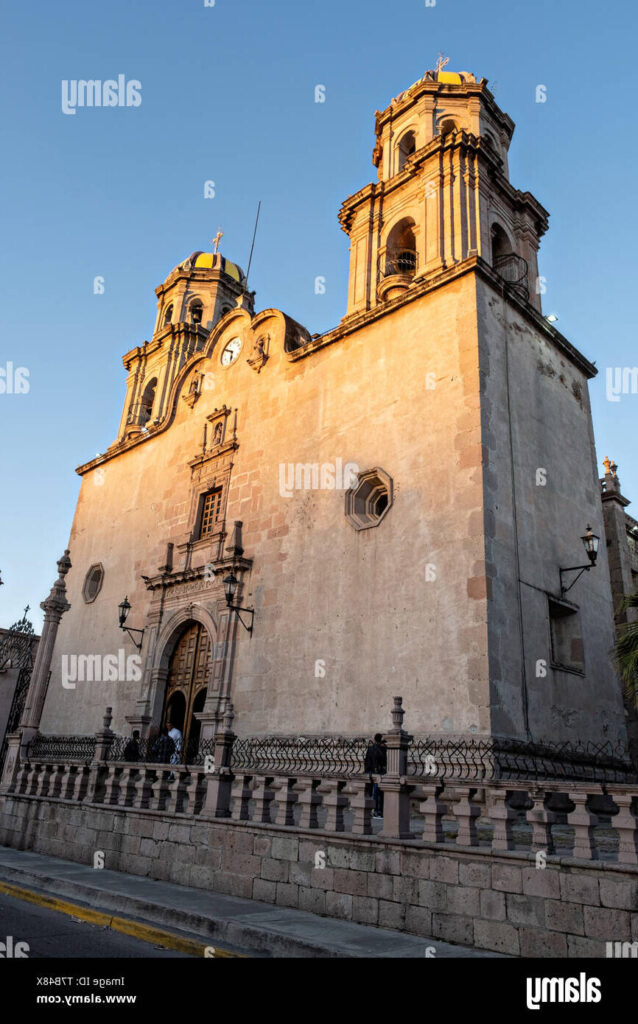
[0,362,29,394]
[279,460,359,499]
[606,367,638,402]
[61,75,142,116]
[61,649,142,690]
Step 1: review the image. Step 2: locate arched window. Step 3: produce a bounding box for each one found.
[140,377,157,426]
[397,130,416,172]
[491,223,529,297]
[190,300,203,325]
[439,118,458,137]
[483,132,499,155]
[382,217,417,277]
[491,223,512,265]
[163,304,173,327]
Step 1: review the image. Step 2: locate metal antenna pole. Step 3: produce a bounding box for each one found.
[245,201,261,290]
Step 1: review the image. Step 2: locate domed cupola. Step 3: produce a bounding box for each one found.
[153,237,255,341]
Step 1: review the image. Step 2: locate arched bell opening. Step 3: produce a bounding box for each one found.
[377,217,418,301]
[397,129,416,173]
[139,377,157,426]
[491,222,529,298]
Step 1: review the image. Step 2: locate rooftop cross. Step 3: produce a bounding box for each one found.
[212,229,224,254]
[435,53,449,74]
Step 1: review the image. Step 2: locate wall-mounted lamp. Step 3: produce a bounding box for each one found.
[223,572,254,634]
[559,525,600,596]
[118,596,145,650]
[545,313,559,324]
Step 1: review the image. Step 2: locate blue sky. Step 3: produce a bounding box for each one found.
[1,0,636,630]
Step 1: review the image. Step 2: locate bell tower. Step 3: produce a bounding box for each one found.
[115,246,254,443]
[339,65,548,318]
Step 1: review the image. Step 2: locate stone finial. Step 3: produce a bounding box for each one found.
[41,551,72,620]
[57,550,72,577]
[103,707,113,732]
[391,696,405,731]
[603,456,612,476]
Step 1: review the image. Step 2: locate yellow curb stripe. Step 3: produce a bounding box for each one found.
[0,879,242,958]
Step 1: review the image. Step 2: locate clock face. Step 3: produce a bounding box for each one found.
[220,337,242,366]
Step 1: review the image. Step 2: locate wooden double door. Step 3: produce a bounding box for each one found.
[162,622,212,762]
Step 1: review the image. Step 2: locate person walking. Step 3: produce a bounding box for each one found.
[364,732,387,818]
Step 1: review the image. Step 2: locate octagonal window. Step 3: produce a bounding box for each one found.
[345,468,393,531]
[83,563,104,604]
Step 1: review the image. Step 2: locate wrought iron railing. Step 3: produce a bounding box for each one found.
[407,737,635,784]
[0,616,37,770]
[231,735,370,777]
[378,249,418,279]
[25,732,636,783]
[107,733,213,766]
[493,252,529,299]
[27,735,96,763]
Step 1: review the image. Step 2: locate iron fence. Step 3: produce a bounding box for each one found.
[24,732,637,783]
[407,737,635,784]
[107,733,208,766]
[27,735,96,764]
[231,735,370,777]
[0,613,37,771]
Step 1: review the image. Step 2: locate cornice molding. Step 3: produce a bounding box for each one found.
[338,131,548,238]
[142,555,253,593]
[287,255,597,380]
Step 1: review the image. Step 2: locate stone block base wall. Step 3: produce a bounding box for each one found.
[1,794,637,957]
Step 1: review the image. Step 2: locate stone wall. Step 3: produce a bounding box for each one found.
[2,792,636,957]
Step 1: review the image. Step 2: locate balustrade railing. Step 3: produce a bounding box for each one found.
[4,703,637,866]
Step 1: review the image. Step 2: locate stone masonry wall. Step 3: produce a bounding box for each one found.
[1,793,636,957]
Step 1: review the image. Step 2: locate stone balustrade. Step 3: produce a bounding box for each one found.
[1,696,635,867]
[4,755,637,867]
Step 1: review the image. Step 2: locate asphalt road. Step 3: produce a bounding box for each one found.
[0,891,196,958]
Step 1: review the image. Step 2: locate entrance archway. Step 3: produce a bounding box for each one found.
[161,621,212,761]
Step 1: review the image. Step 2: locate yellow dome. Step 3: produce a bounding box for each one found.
[391,69,475,106]
[179,251,246,284]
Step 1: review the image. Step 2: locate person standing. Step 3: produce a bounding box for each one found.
[123,729,141,762]
[152,726,175,765]
[167,721,182,766]
[364,733,387,817]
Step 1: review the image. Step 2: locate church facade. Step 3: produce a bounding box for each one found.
[30,67,628,755]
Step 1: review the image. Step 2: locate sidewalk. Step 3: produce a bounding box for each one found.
[0,846,502,958]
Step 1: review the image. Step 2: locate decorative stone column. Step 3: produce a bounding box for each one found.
[380,696,413,839]
[19,550,72,757]
[86,707,115,803]
[202,699,236,818]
